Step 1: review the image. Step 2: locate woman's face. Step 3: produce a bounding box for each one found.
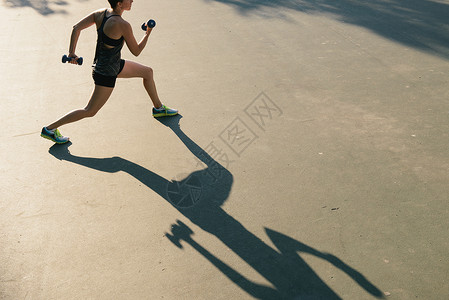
[120,0,133,11]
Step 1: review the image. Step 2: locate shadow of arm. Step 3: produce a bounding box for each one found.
[166,221,279,299]
[265,228,385,298]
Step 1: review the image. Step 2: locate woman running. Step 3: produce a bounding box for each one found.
[41,0,178,144]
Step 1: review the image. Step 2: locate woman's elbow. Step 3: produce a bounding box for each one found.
[131,49,142,57]
[72,24,82,34]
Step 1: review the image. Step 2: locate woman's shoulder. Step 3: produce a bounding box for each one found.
[92,8,107,23]
[93,8,108,16]
[113,15,130,29]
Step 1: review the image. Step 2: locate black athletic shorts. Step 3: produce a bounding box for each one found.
[92,59,125,88]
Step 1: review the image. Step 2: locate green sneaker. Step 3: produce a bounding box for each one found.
[41,127,70,144]
[152,104,178,118]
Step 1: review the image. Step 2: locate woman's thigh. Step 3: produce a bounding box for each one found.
[85,85,114,113]
[117,60,151,79]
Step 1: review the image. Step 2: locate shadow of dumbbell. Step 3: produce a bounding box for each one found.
[165,220,194,249]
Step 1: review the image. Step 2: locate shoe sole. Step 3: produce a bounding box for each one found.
[153,112,178,118]
[40,133,70,144]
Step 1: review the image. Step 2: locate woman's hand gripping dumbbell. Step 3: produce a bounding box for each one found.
[62,54,83,66]
[141,19,156,31]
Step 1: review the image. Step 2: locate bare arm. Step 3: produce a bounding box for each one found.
[122,21,152,57]
[68,10,99,63]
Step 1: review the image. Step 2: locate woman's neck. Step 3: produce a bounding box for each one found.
[111,7,123,16]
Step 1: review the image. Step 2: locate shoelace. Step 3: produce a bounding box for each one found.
[54,129,67,140]
[155,105,176,113]
[54,129,62,137]
[155,105,168,112]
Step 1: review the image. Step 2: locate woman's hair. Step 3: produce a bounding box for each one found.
[108,0,123,9]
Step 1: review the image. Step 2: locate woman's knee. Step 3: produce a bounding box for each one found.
[83,107,98,118]
[144,66,154,79]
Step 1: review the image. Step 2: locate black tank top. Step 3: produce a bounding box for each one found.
[93,10,124,76]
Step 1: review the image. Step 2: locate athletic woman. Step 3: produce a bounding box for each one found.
[41,0,178,144]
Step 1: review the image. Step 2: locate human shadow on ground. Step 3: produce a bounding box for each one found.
[207,0,449,60]
[49,115,384,299]
[4,0,69,15]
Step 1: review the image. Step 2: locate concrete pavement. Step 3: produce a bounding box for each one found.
[1,0,448,299]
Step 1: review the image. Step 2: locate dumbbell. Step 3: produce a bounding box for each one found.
[141,19,156,31]
[62,55,83,65]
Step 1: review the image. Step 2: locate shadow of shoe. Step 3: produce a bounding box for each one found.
[48,141,72,160]
[154,114,183,129]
